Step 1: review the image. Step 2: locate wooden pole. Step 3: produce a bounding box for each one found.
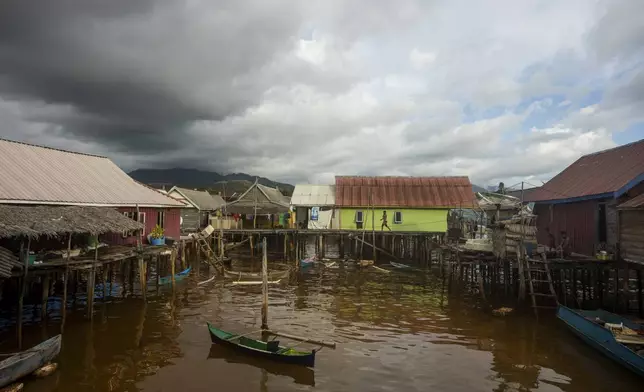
[261,237,269,330]
[41,275,50,321]
[219,227,224,259]
[18,238,30,349]
[371,191,376,262]
[171,248,177,289]
[87,246,98,319]
[61,233,72,333]
[181,240,186,269]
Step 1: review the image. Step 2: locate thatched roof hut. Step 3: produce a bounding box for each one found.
[0,205,144,239]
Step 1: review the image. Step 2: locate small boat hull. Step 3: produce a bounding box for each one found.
[224,269,290,281]
[557,305,644,377]
[390,261,412,269]
[0,335,62,388]
[158,266,191,285]
[207,324,315,367]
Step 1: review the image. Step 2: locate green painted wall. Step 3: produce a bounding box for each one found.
[338,208,449,233]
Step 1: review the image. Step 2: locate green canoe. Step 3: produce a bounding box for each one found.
[207,323,316,367]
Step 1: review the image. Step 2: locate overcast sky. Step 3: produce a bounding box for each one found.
[0,0,642,188]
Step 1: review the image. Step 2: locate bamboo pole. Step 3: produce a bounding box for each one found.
[261,237,269,330]
[61,233,72,333]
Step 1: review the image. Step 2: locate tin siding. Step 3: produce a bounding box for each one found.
[620,210,644,263]
[535,200,598,256]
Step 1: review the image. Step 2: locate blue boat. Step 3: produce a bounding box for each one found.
[557,305,644,377]
[158,266,192,285]
[300,256,316,269]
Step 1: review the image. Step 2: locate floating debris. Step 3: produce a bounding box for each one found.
[33,363,58,378]
[0,383,23,392]
[492,307,513,316]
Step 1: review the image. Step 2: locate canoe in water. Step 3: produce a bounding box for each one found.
[0,335,62,388]
[207,323,316,367]
[158,266,192,285]
[557,305,644,377]
[223,268,290,281]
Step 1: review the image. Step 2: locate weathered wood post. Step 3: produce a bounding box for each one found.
[41,276,50,320]
[181,240,186,269]
[61,233,72,333]
[261,238,269,330]
[171,247,177,289]
[18,238,31,348]
[250,234,254,257]
[138,256,147,301]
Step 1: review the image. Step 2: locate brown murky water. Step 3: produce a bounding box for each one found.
[3,258,642,392]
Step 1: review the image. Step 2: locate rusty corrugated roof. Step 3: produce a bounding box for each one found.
[0,139,184,207]
[526,139,644,203]
[335,176,477,208]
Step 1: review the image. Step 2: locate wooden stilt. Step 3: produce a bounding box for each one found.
[102,265,108,300]
[138,256,147,300]
[87,266,96,320]
[171,248,177,289]
[41,276,50,320]
[261,238,269,330]
[61,233,72,333]
[18,239,31,349]
[181,240,187,269]
[638,269,643,319]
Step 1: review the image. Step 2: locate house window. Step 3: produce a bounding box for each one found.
[138,212,146,235]
[393,211,403,224]
[157,210,166,229]
[355,210,364,223]
[122,211,136,237]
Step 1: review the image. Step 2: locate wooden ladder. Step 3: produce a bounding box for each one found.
[526,252,559,314]
[195,228,224,272]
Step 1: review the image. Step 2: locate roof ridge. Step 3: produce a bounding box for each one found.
[581,138,644,158]
[0,137,109,159]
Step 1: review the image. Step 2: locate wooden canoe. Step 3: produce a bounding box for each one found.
[390,261,412,269]
[557,305,644,377]
[158,266,191,285]
[207,323,316,367]
[0,335,62,388]
[223,268,290,281]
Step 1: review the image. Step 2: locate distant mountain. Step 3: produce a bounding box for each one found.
[472,184,487,193]
[128,168,295,196]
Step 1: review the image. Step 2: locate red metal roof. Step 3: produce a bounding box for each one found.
[618,193,644,209]
[335,176,477,208]
[526,139,644,202]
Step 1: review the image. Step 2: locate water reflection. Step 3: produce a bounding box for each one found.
[0,258,640,391]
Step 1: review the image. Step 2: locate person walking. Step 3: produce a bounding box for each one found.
[381,211,391,231]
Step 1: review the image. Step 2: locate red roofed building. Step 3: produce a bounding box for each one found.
[526,139,644,256]
[335,176,477,233]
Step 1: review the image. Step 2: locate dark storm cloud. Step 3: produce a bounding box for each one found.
[0,0,306,154]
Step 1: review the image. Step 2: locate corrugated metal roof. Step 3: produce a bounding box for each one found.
[335,176,477,208]
[526,140,644,202]
[169,187,225,210]
[290,185,335,206]
[0,139,184,207]
[618,193,644,209]
[224,181,291,214]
